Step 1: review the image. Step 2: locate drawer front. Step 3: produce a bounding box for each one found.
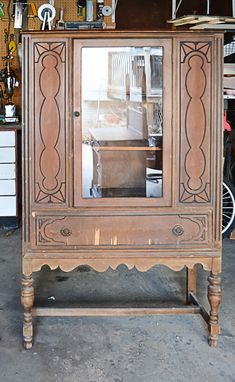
[35,214,211,247]
[0,147,15,163]
[0,180,16,195]
[0,196,16,216]
[0,164,16,179]
[0,131,15,147]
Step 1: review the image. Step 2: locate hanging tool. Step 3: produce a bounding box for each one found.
[86,0,93,22]
[28,2,37,17]
[0,2,4,17]
[97,0,104,21]
[77,0,86,18]
[0,56,19,101]
[101,0,118,23]
[56,8,65,29]
[13,2,37,29]
[8,34,17,54]
[13,2,24,29]
[4,29,9,56]
[0,53,19,122]
[38,3,56,30]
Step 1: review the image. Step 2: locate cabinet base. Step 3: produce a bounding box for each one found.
[25,293,216,348]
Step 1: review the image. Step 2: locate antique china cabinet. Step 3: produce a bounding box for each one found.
[22,31,223,349]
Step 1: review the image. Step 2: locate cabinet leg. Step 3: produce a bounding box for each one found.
[186,266,197,304]
[208,272,221,347]
[21,275,34,349]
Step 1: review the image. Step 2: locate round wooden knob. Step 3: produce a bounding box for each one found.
[60,227,72,237]
[172,225,184,236]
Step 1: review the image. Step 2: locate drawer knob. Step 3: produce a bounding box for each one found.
[74,111,80,117]
[60,227,72,237]
[172,225,184,236]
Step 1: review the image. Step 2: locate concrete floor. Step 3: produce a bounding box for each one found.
[0,229,234,382]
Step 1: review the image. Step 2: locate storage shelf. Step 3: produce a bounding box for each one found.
[168,15,235,29]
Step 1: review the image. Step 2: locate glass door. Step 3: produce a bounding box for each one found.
[73,39,172,207]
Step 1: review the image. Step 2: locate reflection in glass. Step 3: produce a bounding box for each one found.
[82,47,163,198]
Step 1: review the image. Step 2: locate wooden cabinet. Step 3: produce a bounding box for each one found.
[21,31,223,349]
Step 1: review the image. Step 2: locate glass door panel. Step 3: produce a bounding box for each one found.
[81,46,164,199]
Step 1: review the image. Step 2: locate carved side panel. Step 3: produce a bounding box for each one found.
[33,42,67,204]
[179,42,212,204]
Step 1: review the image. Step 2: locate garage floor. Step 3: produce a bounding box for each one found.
[0,229,234,382]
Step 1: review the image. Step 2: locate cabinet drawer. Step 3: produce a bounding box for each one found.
[0,164,16,179]
[36,214,210,247]
[0,147,15,163]
[0,180,16,195]
[0,196,16,216]
[0,131,15,146]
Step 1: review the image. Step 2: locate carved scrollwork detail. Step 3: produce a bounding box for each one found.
[30,258,214,274]
[179,42,212,204]
[37,217,67,245]
[34,42,66,204]
[179,215,208,243]
[36,214,209,247]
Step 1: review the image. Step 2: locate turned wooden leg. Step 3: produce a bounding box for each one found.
[208,272,221,347]
[21,275,34,349]
[186,266,197,304]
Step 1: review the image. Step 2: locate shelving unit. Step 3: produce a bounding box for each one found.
[168,0,235,29]
[0,125,21,229]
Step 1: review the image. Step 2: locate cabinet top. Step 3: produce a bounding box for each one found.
[22,29,224,39]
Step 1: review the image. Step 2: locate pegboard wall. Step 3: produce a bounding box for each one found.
[0,0,116,47]
[0,0,115,111]
[27,0,116,30]
[0,0,115,54]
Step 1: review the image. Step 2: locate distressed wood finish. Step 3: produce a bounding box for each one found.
[22,31,223,349]
[179,42,212,204]
[32,307,202,317]
[34,42,67,205]
[35,213,210,247]
[21,275,34,350]
[186,266,197,304]
[208,272,222,347]
[33,42,67,205]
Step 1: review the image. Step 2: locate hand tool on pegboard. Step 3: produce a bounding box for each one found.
[56,8,65,29]
[0,2,4,17]
[38,2,56,30]
[0,40,19,122]
[13,1,37,29]
[66,0,116,29]
[8,33,17,54]
[102,0,117,28]
[12,1,37,69]
[77,0,86,17]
